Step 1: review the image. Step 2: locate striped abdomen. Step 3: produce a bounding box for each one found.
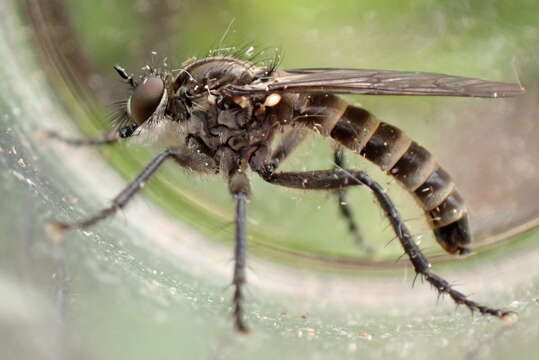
[294,93,470,255]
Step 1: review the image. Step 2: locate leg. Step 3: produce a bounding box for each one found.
[254,166,511,319]
[41,129,121,146]
[333,148,372,253]
[269,128,308,170]
[48,149,179,233]
[272,138,370,252]
[232,192,248,333]
[226,169,252,333]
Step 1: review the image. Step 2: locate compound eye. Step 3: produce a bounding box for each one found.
[129,77,165,125]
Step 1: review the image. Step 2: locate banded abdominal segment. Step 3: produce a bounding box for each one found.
[294,93,470,254]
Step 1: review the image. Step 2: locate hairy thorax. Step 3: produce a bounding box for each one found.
[163,56,286,173]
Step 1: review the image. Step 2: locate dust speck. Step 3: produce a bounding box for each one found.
[298,328,316,337]
[358,332,372,341]
[500,312,518,327]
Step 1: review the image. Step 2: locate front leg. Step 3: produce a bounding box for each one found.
[42,130,119,146]
[250,154,512,319]
[47,148,179,235]
[41,125,138,147]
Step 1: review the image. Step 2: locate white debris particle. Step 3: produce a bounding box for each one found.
[17,158,26,168]
[501,312,519,326]
[298,328,316,337]
[11,170,36,187]
[358,332,372,340]
[67,195,79,204]
[11,170,24,181]
[245,46,255,57]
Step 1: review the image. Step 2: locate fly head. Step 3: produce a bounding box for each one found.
[113,64,171,139]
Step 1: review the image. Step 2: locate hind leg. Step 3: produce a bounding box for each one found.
[250,155,512,319]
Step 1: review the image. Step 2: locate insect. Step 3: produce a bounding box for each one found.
[46,52,524,332]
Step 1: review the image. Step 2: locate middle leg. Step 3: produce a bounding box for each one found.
[269,128,308,171]
[333,148,372,253]
[270,131,371,252]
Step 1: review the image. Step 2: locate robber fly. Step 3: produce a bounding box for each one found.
[46,53,524,332]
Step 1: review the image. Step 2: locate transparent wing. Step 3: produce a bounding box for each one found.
[226,68,525,98]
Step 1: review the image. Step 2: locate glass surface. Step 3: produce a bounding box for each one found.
[2,1,539,359]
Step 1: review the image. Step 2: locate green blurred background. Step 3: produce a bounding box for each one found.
[2,0,539,359]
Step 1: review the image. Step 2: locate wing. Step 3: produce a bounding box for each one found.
[226,68,525,98]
